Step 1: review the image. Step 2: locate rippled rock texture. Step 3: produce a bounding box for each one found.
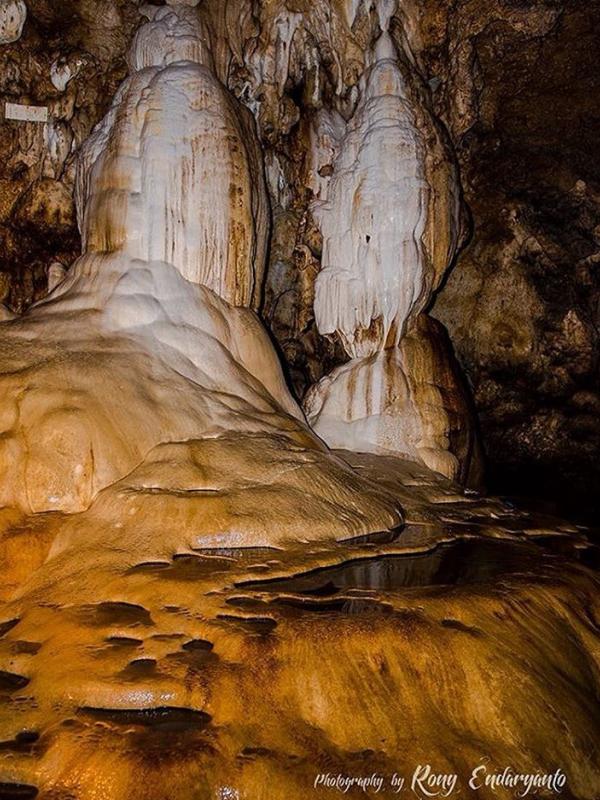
[1,458,599,799]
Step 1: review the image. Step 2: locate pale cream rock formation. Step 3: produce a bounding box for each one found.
[43,121,74,180]
[78,4,268,310]
[0,0,400,541]
[305,315,481,484]
[129,2,213,72]
[310,7,462,344]
[49,57,82,93]
[304,8,471,481]
[50,62,71,92]
[47,261,67,291]
[0,0,26,45]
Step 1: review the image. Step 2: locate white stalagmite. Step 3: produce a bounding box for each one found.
[305,11,475,481]
[0,1,400,542]
[77,4,268,310]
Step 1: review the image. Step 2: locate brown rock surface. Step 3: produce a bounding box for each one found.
[0,456,599,799]
[0,0,139,310]
[428,1,600,519]
[0,6,599,797]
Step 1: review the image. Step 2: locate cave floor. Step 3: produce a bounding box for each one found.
[0,454,599,800]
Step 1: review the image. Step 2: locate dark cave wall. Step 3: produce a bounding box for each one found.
[1,0,599,518]
[428,0,600,519]
[0,0,138,311]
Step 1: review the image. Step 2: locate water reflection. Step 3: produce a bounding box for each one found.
[240,538,553,595]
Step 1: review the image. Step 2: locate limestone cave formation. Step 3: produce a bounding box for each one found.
[0,1,598,798]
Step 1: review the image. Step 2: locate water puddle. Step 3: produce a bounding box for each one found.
[0,732,39,754]
[0,621,19,638]
[238,538,550,595]
[77,602,153,628]
[0,671,29,692]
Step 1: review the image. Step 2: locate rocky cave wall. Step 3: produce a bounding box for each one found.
[428,0,600,521]
[0,0,140,311]
[1,0,599,517]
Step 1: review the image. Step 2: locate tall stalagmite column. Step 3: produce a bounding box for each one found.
[303,1,480,484]
[0,0,400,542]
[77,0,270,309]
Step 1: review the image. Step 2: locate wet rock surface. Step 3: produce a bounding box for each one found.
[0,456,599,799]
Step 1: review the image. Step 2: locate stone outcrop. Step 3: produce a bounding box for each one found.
[305,315,482,485]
